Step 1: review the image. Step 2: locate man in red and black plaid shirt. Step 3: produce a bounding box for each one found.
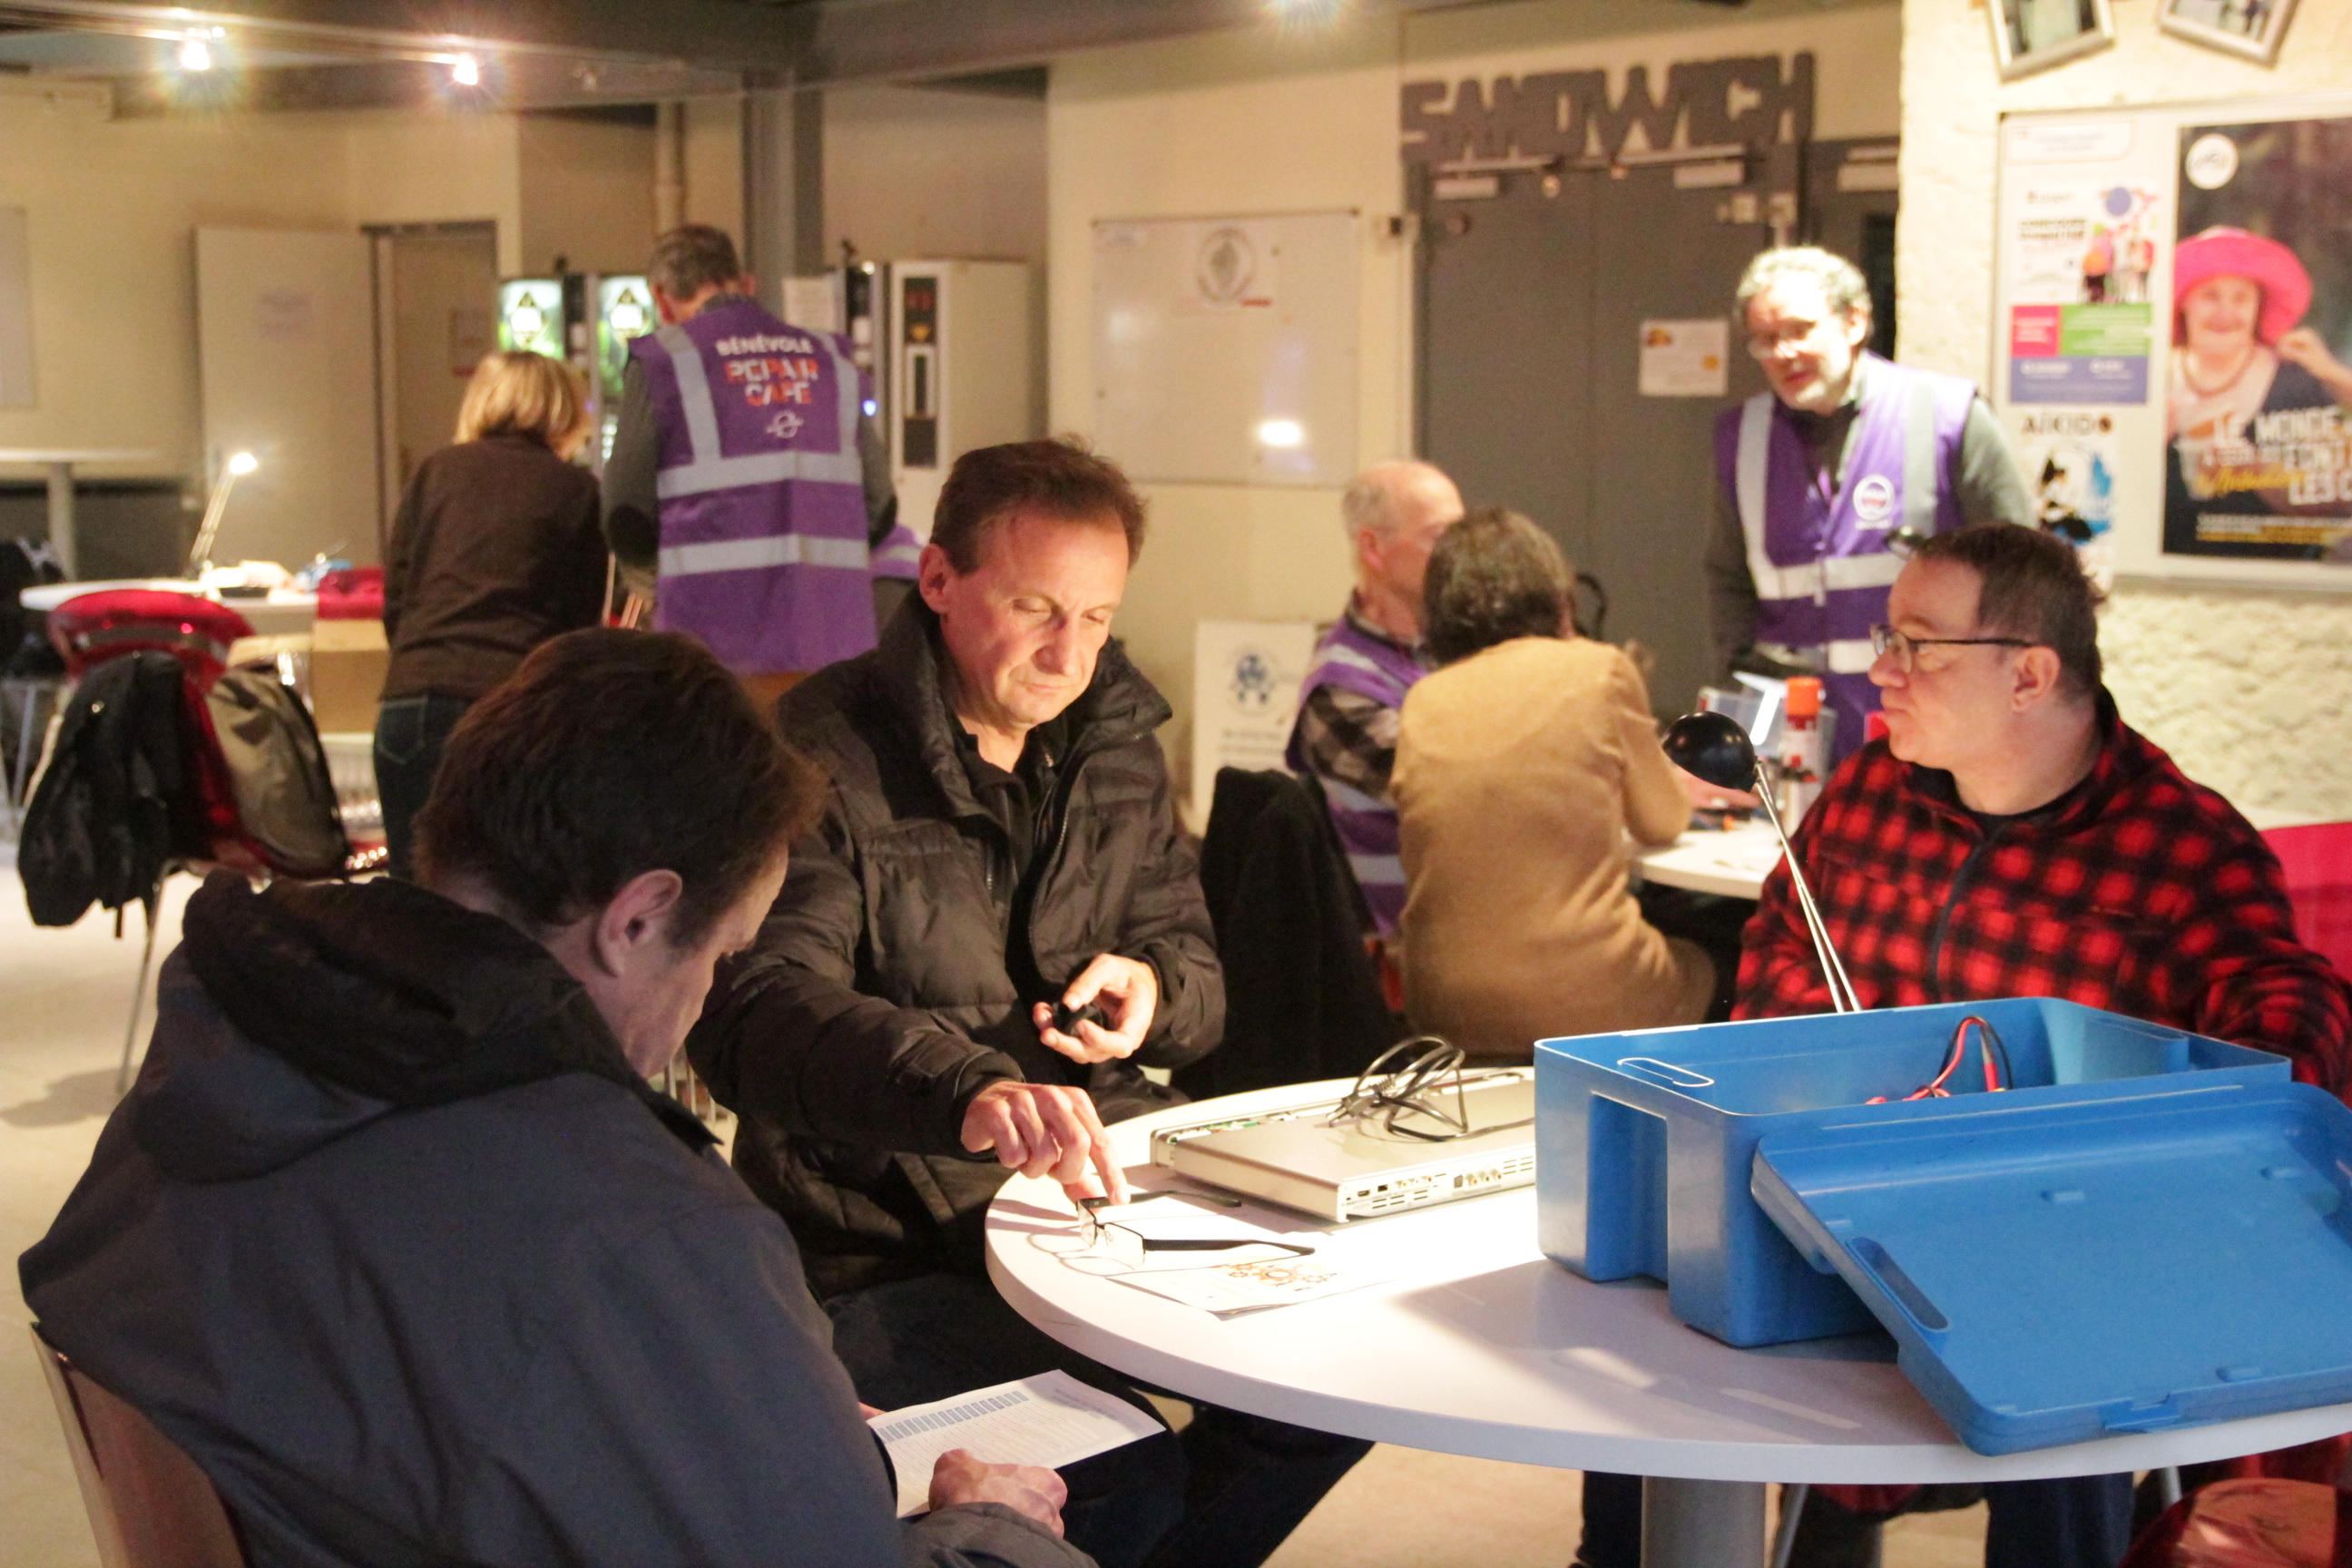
[1742,524,2351,1568]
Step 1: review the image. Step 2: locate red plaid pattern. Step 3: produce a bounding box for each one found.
[1736,701,2352,1097]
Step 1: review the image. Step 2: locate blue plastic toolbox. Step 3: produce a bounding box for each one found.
[1534,999,2288,1348]
[1751,1081,2352,1454]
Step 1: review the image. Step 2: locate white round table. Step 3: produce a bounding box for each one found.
[986,1083,2352,1567]
[1633,819,1783,900]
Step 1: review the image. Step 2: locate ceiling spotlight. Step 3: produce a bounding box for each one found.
[178,34,213,71]
[449,53,481,87]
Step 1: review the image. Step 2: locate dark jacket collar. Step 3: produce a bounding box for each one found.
[870,599,1171,820]
[152,873,711,1181]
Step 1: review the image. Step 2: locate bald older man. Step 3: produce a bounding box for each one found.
[1284,460,1465,939]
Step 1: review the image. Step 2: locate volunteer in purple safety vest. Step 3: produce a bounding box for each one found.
[1704,246,2033,767]
[1284,460,1464,940]
[603,225,901,696]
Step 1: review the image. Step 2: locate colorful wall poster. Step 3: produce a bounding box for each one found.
[2011,407,2122,590]
[2005,182,2160,405]
[2164,117,2352,562]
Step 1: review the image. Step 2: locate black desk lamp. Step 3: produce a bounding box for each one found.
[1662,710,1859,1014]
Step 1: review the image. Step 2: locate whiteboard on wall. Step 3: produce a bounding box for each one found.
[1994,95,2352,591]
[0,208,33,409]
[196,228,381,567]
[1091,211,1358,487]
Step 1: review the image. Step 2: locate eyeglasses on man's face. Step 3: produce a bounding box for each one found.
[1870,622,2034,675]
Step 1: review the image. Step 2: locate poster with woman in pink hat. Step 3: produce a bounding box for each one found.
[2166,117,2352,562]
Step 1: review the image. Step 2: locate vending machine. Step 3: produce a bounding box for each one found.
[494,273,654,472]
[883,260,1037,538]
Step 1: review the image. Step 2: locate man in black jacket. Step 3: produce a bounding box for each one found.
[23,630,1090,1568]
[689,440,1368,1568]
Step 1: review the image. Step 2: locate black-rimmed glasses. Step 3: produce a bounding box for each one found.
[1869,623,2033,674]
[1064,1191,1317,1269]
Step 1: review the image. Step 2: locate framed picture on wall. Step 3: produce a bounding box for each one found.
[1989,0,2117,81]
[2158,0,2298,64]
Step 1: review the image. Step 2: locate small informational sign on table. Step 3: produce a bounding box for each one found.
[1191,619,1317,826]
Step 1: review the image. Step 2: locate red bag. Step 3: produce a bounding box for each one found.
[2119,1479,2352,1568]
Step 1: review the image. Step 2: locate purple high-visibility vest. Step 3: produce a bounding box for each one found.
[869,522,924,582]
[632,300,877,676]
[1713,353,1975,765]
[1283,613,1427,938]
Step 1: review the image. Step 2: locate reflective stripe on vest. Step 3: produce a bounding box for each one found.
[869,524,924,581]
[652,327,866,500]
[660,534,873,578]
[1735,392,1911,606]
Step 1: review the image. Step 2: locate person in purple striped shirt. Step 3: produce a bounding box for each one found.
[1284,460,1464,943]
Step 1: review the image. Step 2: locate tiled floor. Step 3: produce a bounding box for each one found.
[0,859,1988,1568]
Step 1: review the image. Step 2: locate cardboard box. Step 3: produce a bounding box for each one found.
[309,616,387,734]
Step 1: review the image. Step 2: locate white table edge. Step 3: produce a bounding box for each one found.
[986,1086,2352,1486]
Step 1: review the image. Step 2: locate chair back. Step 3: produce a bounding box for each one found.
[30,1325,248,1568]
[44,589,254,686]
[2266,823,2352,980]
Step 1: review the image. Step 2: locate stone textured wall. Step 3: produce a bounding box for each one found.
[1899,0,2352,818]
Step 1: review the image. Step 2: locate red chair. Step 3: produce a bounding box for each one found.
[31,1325,249,1568]
[2119,1475,2352,1567]
[43,588,350,1089]
[47,590,260,876]
[2265,823,2352,980]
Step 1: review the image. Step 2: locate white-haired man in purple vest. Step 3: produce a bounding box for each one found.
[603,224,918,708]
[1703,246,2033,767]
[1285,459,1464,941]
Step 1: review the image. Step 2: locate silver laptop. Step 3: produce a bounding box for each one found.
[1148,1074,1537,1223]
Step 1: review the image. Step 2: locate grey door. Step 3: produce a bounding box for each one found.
[1416,151,1797,719]
[1803,138,1901,359]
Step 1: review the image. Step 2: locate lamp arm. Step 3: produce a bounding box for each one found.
[1752,764,1860,1014]
[186,470,243,577]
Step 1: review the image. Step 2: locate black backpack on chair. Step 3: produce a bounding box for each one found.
[20,652,199,927]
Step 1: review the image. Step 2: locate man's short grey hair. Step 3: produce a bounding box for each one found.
[1341,460,1446,544]
[649,225,744,301]
[1736,246,1871,319]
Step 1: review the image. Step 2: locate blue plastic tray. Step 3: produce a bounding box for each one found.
[1752,1081,2352,1455]
[1534,999,2288,1347]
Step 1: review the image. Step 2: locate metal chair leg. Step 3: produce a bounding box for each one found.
[2155,1466,2182,1510]
[116,887,166,1096]
[9,681,43,830]
[1769,1483,1808,1568]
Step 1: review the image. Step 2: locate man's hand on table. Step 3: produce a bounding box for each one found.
[1032,953,1158,1065]
[960,1081,1129,1205]
[1674,763,1759,812]
[929,1448,1069,1536]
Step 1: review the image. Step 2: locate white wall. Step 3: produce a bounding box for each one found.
[1049,0,1902,800]
[1900,0,2352,818]
[344,110,523,271]
[825,84,1047,267]
[518,114,657,277]
[0,93,655,535]
[683,95,745,241]
[0,83,350,481]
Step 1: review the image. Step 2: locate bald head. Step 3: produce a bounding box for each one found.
[1342,461,1462,545]
[1342,460,1464,642]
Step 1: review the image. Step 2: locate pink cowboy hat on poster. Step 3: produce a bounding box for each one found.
[2172,226,2314,344]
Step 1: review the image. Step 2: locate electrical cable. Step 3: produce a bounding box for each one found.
[1867,1014,2012,1103]
[1324,1037,1534,1142]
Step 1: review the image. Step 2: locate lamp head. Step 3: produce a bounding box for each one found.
[226,452,258,476]
[1662,710,1762,793]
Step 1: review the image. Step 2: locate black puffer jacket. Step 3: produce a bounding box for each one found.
[688,603,1224,1296]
